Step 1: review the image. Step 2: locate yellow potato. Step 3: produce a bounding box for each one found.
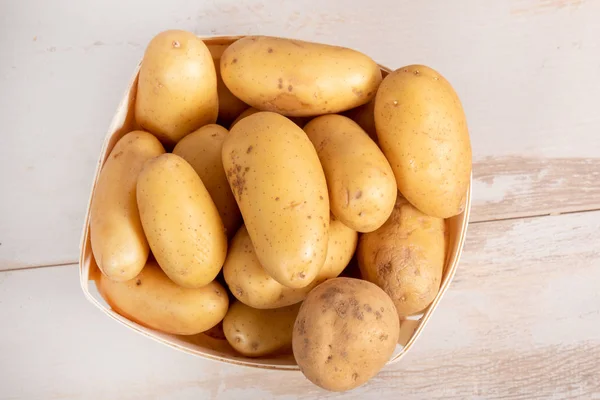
[304,115,397,232]
[293,278,399,392]
[344,100,378,142]
[230,107,307,129]
[357,196,446,317]
[223,217,357,309]
[90,131,165,281]
[223,301,300,357]
[98,260,228,335]
[137,153,227,288]
[207,43,248,126]
[222,111,329,288]
[135,30,218,145]
[173,124,241,238]
[220,36,382,117]
[374,65,472,218]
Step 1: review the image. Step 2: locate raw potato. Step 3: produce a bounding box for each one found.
[223,218,357,309]
[230,107,307,129]
[293,278,399,392]
[375,65,472,218]
[207,43,248,125]
[223,301,300,357]
[305,115,397,233]
[135,30,218,145]
[222,111,329,289]
[173,124,241,238]
[357,196,446,317]
[221,36,382,117]
[137,153,227,288]
[98,260,228,335]
[344,100,378,142]
[90,131,165,281]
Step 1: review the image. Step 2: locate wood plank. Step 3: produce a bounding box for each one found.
[1,210,599,399]
[1,0,599,268]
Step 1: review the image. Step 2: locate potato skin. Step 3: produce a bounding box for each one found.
[222,112,329,289]
[357,196,446,317]
[90,131,165,281]
[304,115,397,232]
[137,153,227,288]
[230,107,307,129]
[207,43,248,126]
[374,65,472,218]
[221,36,382,117]
[98,260,228,335]
[223,218,357,309]
[344,100,378,143]
[223,301,300,357]
[293,278,399,392]
[173,124,241,238]
[135,30,218,145]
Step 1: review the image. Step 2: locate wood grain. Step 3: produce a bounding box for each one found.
[1,0,600,269]
[1,210,598,399]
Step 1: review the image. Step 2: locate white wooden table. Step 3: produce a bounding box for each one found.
[1,0,599,398]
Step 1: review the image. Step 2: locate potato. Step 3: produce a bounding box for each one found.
[223,217,357,309]
[207,43,248,126]
[173,124,241,238]
[222,112,329,289]
[98,260,228,335]
[374,65,472,218]
[90,131,165,281]
[135,30,218,145]
[293,278,399,391]
[223,301,300,357]
[220,36,382,117]
[357,196,446,317]
[344,100,378,143]
[137,153,227,288]
[230,107,307,129]
[304,115,397,232]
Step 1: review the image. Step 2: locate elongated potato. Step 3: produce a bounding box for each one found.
[221,36,382,117]
[207,43,248,125]
[305,115,397,232]
[223,301,300,357]
[222,111,329,288]
[135,30,218,145]
[173,124,241,238]
[137,153,227,288]
[375,65,472,218]
[230,107,307,129]
[357,196,446,317]
[90,131,165,281]
[98,260,228,335]
[224,218,357,309]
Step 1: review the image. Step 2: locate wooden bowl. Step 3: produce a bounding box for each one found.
[79,35,471,370]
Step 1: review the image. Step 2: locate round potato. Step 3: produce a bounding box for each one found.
[357,196,446,317]
[207,43,248,126]
[222,112,329,289]
[344,100,378,143]
[173,124,241,238]
[374,65,472,218]
[135,30,218,145]
[304,115,397,232]
[293,278,399,392]
[230,107,307,129]
[223,301,300,357]
[220,36,382,117]
[90,131,165,281]
[98,260,228,335]
[137,153,227,288]
[224,217,357,309]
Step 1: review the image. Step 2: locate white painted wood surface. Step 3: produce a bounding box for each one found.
[2,211,599,399]
[1,0,599,398]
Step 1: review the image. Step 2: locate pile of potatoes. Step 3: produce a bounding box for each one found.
[90,30,471,392]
